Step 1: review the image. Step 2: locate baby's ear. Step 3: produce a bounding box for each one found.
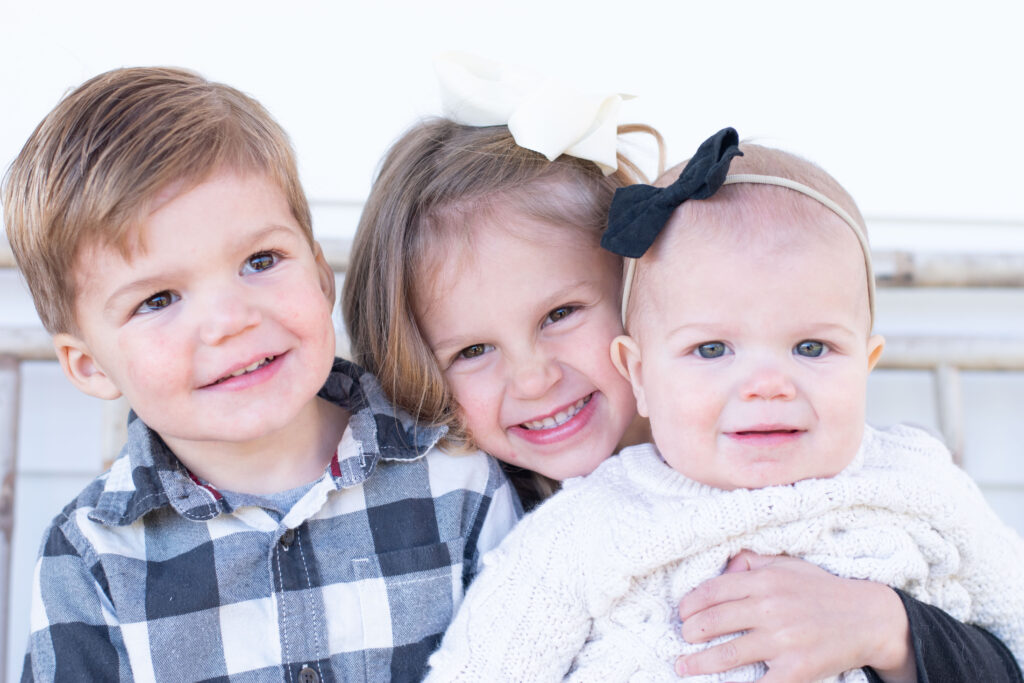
[53,333,122,400]
[866,334,885,372]
[610,334,649,417]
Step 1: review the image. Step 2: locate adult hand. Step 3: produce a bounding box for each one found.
[674,551,915,683]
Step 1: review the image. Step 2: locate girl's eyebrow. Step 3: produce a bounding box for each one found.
[525,277,606,315]
[430,278,604,354]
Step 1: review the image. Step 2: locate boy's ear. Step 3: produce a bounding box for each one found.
[610,334,649,418]
[313,241,336,304]
[866,334,885,372]
[53,333,122,400]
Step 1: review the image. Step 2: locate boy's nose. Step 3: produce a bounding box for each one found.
[507,349,562,400]
[740,366,797,401]
[197,290,263,346]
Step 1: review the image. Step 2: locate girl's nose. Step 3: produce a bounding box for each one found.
[508,349,562,399]
[198,288,262,346]
[740,365,797,401]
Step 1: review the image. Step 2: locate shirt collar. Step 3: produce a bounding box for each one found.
[88,358,447,526]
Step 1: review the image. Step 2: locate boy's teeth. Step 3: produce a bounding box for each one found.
[226,356,273,380]
[231,358,272,378]
[522,396,589,431]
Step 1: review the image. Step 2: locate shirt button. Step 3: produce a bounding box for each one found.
[297,667,319,683]
[280,528,296,549]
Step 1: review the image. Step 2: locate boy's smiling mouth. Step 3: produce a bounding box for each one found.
[521,395,591,431]
[206,355,278,387]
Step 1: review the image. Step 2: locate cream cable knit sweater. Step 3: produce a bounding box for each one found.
[426,424,1024,682]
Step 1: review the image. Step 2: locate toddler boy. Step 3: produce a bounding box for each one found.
[425,129,1024,681]
[3,66,518,682]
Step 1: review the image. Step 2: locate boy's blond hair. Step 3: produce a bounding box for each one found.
[2,66,312,335]
[342,118,658,448]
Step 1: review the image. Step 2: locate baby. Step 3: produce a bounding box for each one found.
[425,128,1024,681]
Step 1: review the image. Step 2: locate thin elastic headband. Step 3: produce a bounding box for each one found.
[601,128,874,327]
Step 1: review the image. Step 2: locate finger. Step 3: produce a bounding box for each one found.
[723,550,777,574]
[675,633,767,677]
[680,598,760,644]
[679,569,759,620]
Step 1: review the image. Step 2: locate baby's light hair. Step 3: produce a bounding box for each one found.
[342,119,659,458]
[2,66,311,334]
[628,143,871,332]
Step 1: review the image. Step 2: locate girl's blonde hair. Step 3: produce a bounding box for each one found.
[342,119,659,499]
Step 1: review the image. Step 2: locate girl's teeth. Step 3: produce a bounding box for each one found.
[522,396,589,430]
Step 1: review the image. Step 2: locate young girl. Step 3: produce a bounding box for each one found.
[341,58,1021,681]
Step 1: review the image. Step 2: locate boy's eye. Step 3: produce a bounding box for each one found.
[136,290,179,315]
[695,342,728,359]
[458,343,493,360]
[243,251,279,273]
[545,305,577,325]
[795,340,827,357]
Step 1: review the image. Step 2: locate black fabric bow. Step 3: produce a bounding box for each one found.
[601,127,743,258]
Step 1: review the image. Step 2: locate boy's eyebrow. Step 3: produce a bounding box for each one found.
[103,275,175,315]
[101,223,303,314]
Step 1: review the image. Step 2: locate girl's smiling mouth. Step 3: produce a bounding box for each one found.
[520,395,592,431]
[508,393,599,446]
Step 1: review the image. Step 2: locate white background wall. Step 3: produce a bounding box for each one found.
[2,1,1023,680]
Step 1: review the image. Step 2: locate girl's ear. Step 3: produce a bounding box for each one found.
[313,241,336,305]
[53,333,122,400]
[610,334,649,418]
[866,334,885,372]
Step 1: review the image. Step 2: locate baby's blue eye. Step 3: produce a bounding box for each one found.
[244,251,278,273]
[795,340,826,357]
[136,291,179,314]
[696,342,727,359]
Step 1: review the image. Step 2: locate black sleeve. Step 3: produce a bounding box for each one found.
[863,589,1022,683]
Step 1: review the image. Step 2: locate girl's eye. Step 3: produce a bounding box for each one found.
[243,251,279,274]
[135,290,179,315]
[458,343,493,360]
[544,305,577,326]
[696,342,728,359]
[795,340,827,357]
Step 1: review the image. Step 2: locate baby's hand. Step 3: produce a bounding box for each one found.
[674,551,915,683]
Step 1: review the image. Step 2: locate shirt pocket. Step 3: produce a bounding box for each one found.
[352,537,467,681]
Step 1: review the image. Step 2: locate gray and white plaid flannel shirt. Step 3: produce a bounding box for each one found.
[22,358,521,682]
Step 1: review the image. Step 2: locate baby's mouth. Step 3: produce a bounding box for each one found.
[520,395,591,431]
[209,355,276,386]
[735,429,799,436]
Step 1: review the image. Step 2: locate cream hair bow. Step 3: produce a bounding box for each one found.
[434,51,628,175]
